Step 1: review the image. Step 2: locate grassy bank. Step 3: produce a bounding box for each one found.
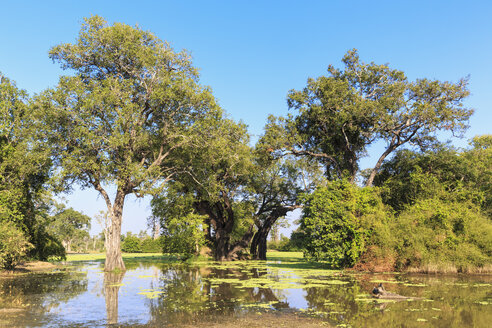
[64,251,304,262]
[61,251,492,274]
[65,253,168,262]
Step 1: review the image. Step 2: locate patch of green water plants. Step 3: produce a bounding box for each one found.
[106,283,125,287]
[369,279,400,284]
[137,288,165,299]
[240,301,279,309]
[403,283,427,287]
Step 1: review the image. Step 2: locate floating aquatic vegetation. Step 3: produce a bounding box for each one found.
[137,290,164,299]
[106,283,125,287]
[403,283,427,287]
[369,279,399,284]
[240,301,278,309]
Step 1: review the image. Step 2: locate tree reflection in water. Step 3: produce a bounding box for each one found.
[0,270,88,326]
[144,264,295,326]
[104,270,125,325]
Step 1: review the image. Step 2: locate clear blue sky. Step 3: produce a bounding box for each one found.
[1,1,491,236]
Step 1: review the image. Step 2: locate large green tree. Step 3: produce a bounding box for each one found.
[152,115,255,261]
[1,74,64,262]
[247,155,323,260]
[152,115,324,261]
[263,50,473,185]
[374,136,492,216]
[34,16,219,271]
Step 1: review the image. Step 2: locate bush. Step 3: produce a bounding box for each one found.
[121,235,142,253]
[391,198,492,271]
[0,221,33,270]
[300,180,389,268]
[162,213,207,260]
[141,237,163,253]
[267,235,291,251]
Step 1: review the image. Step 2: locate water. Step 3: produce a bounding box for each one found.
[0,256,491,327]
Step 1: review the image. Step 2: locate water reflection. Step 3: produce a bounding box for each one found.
[0,269,89,327]
[104,270,125,324]
[0,259,491,327]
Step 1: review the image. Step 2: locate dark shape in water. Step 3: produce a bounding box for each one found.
[372,283,413,300]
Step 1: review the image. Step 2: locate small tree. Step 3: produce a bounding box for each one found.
[161,213,207,260]
[0,221,33,270]
[47,205,91,253]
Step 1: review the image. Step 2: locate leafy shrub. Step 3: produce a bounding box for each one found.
[391,198,492,270]
[0,221,33,270]
[121,235,142,253]
[267,235,291,251]
[162,213,207,260]
[300,180,389,268]
[141,237,163,253]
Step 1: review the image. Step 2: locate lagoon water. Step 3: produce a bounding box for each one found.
[0,255,491,327]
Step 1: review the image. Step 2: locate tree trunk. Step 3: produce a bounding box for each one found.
[214,229,230,261]
[105,191,126,272]
[250,231,260,259]
[251,226,271,260]
[366,143,398,187]
[250,207,294,260]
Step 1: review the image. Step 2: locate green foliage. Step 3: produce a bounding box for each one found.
[0,73,64,262]
[152,187,208,259]
[267,235,291,251]
[34,15,219,196]
[288,229,309,251]
[152,114,256,260]
[374,142,492,215]
[0,220,33,269]
[300,180,388,268]
[141,237,163,253]
[32,16,221,270]
[262,50,472,184]
[390,198,492,270]
[121,235,142,253]
[370,141,492,271]
[47,205,91,253]
[161,214,208,260]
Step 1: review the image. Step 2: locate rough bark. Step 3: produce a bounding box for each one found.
[251,222,273,260]
[101,188,127,272]
[250,206,297,260]
[214,228,231,261]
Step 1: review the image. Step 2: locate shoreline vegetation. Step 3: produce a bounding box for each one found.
[1,16,490,277]
[3,251,483,275]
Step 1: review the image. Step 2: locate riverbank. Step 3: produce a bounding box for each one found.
[62,251,492,274]
[0,261,58,277]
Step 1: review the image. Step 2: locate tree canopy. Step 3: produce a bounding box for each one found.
[262,49,473,185]
[33,16,220,270]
